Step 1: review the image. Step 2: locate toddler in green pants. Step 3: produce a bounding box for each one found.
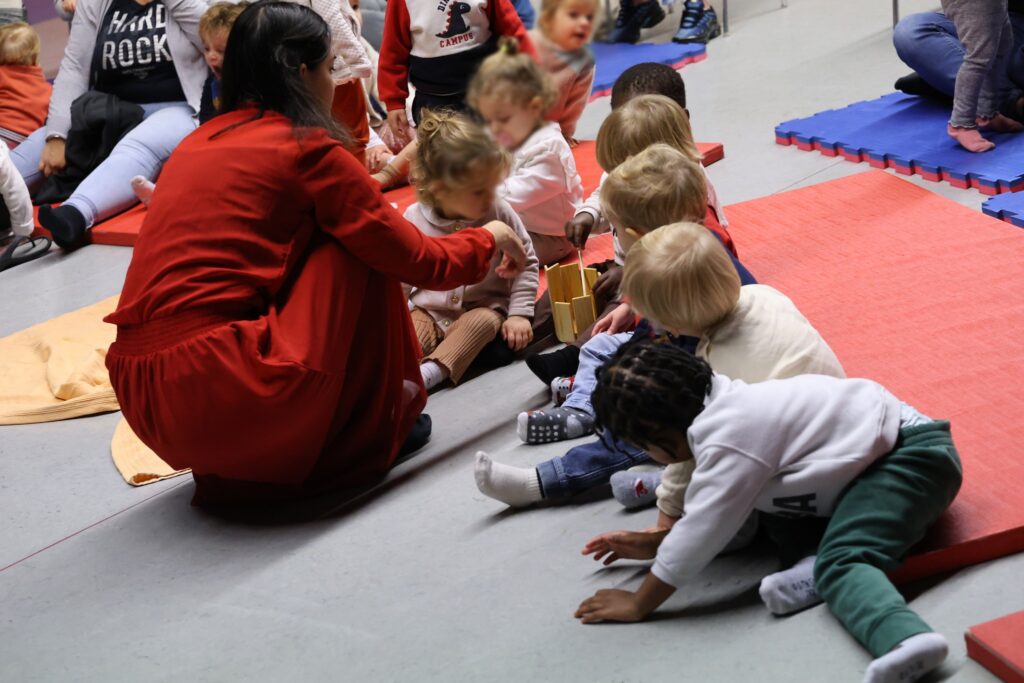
[574,339,962,683]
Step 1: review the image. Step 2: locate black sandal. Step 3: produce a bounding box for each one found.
[0,235,52,273]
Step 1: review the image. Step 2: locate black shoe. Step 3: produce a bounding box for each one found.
[894,72,950,103]
[607,0,666,44]
[525,345,581,385]
[398,414,432,459]
[38,204,88,251]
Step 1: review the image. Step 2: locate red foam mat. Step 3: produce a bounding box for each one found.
[36,141,723,248]
[966,611,1024,682]
[726,170,1024,584]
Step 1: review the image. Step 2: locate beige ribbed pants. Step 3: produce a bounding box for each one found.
[411,307,503,384]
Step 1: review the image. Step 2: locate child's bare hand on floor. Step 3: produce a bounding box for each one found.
[582,528,668,565]
[575,589,645,624]
[502,315,533,351]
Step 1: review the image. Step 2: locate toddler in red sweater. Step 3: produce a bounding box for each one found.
[0,22,51,147]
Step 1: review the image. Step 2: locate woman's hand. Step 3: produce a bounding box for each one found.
[365,144,393,174]
[564,212,595,249]
[387,109,412,147]
[592,302,634,335]
[502,315,533,352]
[483,221,527,279]
[581,528,668,566]
[39,138,67,177]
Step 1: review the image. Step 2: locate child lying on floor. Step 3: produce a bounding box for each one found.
[574,339,961,683]
[403,110,539,391]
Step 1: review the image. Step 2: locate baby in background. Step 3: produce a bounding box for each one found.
[403,111,539,391]
[576,340,961,683]
[942,0,1024,151]
[531,0,599,145]
[468,39,584,266]
[131,1,249,205]
[0,22,51,148]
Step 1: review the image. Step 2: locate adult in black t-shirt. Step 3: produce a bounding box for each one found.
[893,3,1024,119]
[7,0,207,249]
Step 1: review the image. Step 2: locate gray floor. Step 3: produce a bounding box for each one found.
[2,0,1021,680]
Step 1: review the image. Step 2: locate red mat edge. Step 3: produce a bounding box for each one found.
[890,526,1024,585]
[965,611,1024,683]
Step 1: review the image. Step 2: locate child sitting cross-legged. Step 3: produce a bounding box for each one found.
[574,339,961,683]
[404,110,540,392]
[467,39,584,266]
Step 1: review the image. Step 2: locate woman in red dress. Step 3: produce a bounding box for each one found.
[105,2,527,507]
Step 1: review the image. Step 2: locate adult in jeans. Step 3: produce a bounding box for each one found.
[10,0,207,248]
[893,3,1024,119]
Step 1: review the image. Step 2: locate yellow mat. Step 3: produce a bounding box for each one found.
[110,417,190,486]
[0,296,122,425]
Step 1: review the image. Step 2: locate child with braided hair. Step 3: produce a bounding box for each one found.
[575,338,961,683]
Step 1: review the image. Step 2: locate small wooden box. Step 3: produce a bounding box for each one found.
[545,263,599,343]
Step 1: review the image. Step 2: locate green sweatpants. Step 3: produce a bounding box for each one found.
[813,420,962,657]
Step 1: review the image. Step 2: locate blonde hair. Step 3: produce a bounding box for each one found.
[0,22,40,66]
[538,0,601,34]
[413,110,510,208]
[199,2,249,40]
[601,144,707,234]
[596,94,700,172]
[467,38,555,112]
[623,222,741,334]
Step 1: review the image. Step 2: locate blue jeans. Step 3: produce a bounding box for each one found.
[893,10,1024,100]
[537,434,652,499]
[11,101,196,227]
[562,332,632,415]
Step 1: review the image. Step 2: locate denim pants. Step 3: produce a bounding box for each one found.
[536,434,652,500]
[893,10,1024,107]
[11,101,196,227]
[0,7,26,24]
[562,332,633,415]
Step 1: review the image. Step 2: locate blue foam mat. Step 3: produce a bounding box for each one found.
[775,92,1024,195]
[982,192,1024,227]
[590,41,706,101]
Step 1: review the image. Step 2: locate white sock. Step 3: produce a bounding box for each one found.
[759,555,821,615]
[420,361,447,390]
[130,175,156,206]
[474,451,542,507]
[864,633,948,683]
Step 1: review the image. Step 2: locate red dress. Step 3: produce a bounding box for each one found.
[105,109,495,505]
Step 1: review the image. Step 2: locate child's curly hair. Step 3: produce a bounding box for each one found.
[592,338,713,455]
[199,1,250,39]
[467,38,556,112]
[412,110,510,208]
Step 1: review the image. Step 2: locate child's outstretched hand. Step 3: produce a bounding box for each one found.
[564,213,595,249]
[592,302,634,335]
[502,315,533,351]
[575,589,645,624]
[582,528,668,566]
[483,221,527,278]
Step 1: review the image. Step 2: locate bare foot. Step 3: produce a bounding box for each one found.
[948,124,995,152]
[977,113,1024,133]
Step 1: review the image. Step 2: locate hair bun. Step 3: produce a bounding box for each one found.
[496,36,520,56]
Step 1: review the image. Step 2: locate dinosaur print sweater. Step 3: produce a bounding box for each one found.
[378,0,535,112]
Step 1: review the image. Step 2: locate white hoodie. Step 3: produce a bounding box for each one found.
[500,122,583,238]
[652,373,902,588]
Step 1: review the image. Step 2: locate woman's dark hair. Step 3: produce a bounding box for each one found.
[217,1,349,143]
[592,338,712,454]
[610,62,687,112]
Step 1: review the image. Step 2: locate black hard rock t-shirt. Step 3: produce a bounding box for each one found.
[91,0,186,104]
